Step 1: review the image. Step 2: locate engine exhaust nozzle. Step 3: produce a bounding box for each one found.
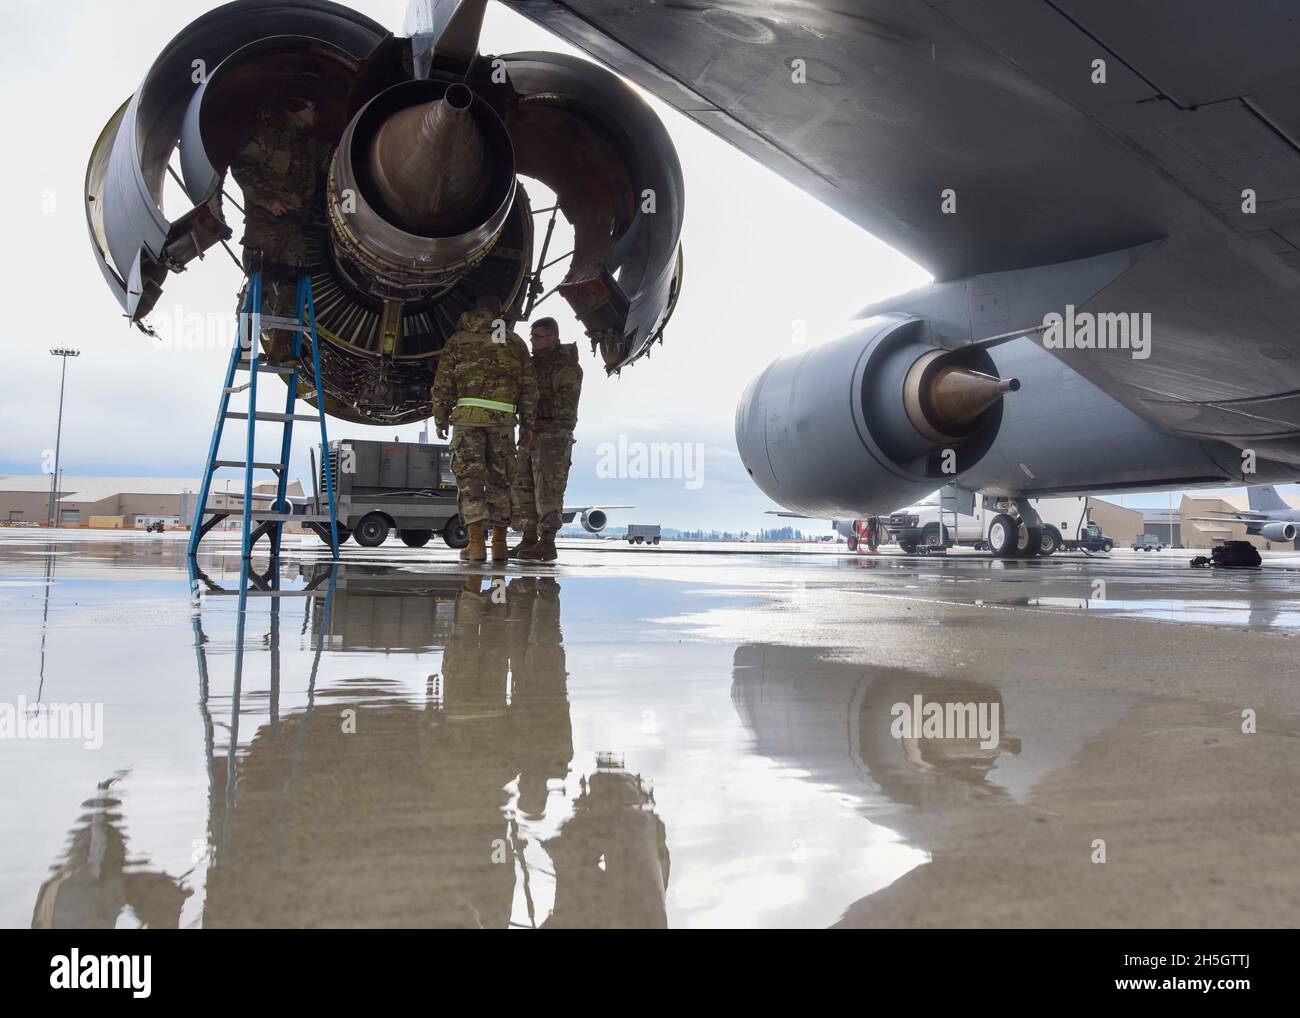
[905,350,1019,444]
[327,80,517,298]
[368,82,489,234]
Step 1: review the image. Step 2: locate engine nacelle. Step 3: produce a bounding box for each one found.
[735,315,1017,517]
[1258,521,1297,543]
[83,2,684,426]
[580,509,608,534]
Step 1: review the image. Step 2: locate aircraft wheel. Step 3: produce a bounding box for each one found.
[1039,527,1060,556]
[1016,525,1042,557]
[400,529,433,548]
[442,516,469,550]
[987,515,1018,557]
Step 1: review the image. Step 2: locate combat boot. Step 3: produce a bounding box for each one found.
[519,528,558,562]
[510,528,539,558]
[491,525,509,561]
[460,521,487,562]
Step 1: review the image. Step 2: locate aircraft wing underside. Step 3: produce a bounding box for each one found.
[504,1,1300,463]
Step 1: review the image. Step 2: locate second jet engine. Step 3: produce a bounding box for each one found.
[735,315,1018,518]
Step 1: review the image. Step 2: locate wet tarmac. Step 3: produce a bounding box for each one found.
[2,530,1299,928]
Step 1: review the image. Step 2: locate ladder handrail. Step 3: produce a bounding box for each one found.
[303,275,339,558]
[188,270,339,561]
[186,285,250,556]
[239,272,263,560]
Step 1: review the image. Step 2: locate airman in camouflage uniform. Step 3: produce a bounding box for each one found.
[229,99,332,363]
[512,317,583,562]
[432,295,539,562]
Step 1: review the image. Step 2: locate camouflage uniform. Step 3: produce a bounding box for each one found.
[505,576,571,815]
[229,107,332,361]
[432,308,539,528]
[512,343,583,535]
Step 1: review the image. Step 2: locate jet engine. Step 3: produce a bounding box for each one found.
[735,315,1018,517]
[580,509,608,534]
[1257,522,1297,543]
[85,0,684,425]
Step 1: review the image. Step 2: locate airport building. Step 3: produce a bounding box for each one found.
[0,475,304,529]
[1083,497,1144,546]
[1079,495,1300,551]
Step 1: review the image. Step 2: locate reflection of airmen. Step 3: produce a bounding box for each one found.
[543,758,670,929]
[32,776,191,929]
[198,571,568,927]
[432,296,539,563]
[442,574,512,721]
[512,317,583,562]
[86,566,670,927]
[203,683,519,927]
[506,577,573,816]
[228,97,332,363]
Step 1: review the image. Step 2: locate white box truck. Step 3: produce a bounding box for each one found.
[881,491,1109,556]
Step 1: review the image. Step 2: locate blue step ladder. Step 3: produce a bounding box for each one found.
[187,272,340,560]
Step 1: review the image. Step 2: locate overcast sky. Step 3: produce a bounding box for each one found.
[0,1,1290,530]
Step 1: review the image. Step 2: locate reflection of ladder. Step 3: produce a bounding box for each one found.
[188,557,337,857]
[187,272,340,560]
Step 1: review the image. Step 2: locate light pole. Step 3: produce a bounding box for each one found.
[48,347,80,528]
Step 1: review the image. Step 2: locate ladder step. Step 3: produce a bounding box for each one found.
[258,315,309,332]
[205,588,327,598]
[249,512,336,522]
[235,361,297,375]
[212,460,286,471]
[224,411,321,423]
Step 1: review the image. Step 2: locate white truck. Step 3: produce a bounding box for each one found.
[881,492,1106,556]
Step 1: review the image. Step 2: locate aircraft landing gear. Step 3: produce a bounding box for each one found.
[988,510,1045,558]
[988,514,1018,557]
[1017,525,1043,557]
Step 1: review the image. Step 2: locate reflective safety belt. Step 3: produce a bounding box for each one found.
[455,397,517,413]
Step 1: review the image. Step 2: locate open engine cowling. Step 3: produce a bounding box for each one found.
[84,0,684,425]
[735,315,1017,518]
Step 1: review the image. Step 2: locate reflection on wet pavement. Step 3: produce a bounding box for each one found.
[3,533,1299,927]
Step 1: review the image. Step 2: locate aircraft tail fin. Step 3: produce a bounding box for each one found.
[1247,485,1289,513]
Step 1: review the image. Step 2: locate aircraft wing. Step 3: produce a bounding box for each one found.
[564,505,634,513]
[504,1,1300,462]
[560,504,634,533]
